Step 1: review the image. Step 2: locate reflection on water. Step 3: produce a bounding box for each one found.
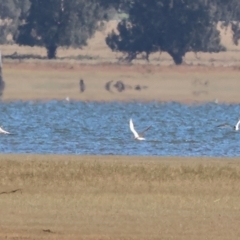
[0,100,240,157]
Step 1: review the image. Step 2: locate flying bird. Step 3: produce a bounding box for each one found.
[129,118,151,140]
[217,119,240,131]
[0,126,10,134]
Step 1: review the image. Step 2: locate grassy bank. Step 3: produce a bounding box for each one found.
[2,62,240,103]
[0,155,240,239]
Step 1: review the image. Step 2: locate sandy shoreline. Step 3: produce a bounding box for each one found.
[1,61,240,103]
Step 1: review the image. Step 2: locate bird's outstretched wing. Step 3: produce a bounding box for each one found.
[217,123,232,129]
[140,126,151,136]
[235,119,240,130]
[0,126,10,134]
[129,119,139,138]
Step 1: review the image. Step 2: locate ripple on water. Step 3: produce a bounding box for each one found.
[0,101,240,156]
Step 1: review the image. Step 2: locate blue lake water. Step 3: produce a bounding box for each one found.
[0,100,240,157]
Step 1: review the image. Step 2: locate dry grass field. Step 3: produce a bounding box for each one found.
[1,21,240,103]
[0,155,240,239]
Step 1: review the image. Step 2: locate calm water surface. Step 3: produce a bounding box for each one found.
[0,100,240,157]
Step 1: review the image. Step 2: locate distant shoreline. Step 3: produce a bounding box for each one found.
[1,61,240,103]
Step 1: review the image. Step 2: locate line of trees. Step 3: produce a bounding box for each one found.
[106,0,240,64]
[0,0,240,64]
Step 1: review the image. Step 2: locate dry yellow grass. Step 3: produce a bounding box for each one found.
[0,155,240,239]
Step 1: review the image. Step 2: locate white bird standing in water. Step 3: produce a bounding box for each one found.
[217,119,240,131]
[129,118,151,140]
[0,126,10,134]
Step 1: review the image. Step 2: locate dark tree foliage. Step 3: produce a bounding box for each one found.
[0,0,30,44]
[213,0,240,45]
[106,0,225,64]
[99,0,131,12]
[15,0,108,59]
[0,0,29,97]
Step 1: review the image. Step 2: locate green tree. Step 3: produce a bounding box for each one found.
[0,0,30,44]
[213,0,240,45]
[106,0,225,64]
[15,0,108,59]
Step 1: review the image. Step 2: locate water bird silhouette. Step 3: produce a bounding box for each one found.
[129,118,151,140]
[0,126,10,134]
[217,119,240,131]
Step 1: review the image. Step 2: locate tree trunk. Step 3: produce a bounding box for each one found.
[47,45,57,59]
[168,51,184,65]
